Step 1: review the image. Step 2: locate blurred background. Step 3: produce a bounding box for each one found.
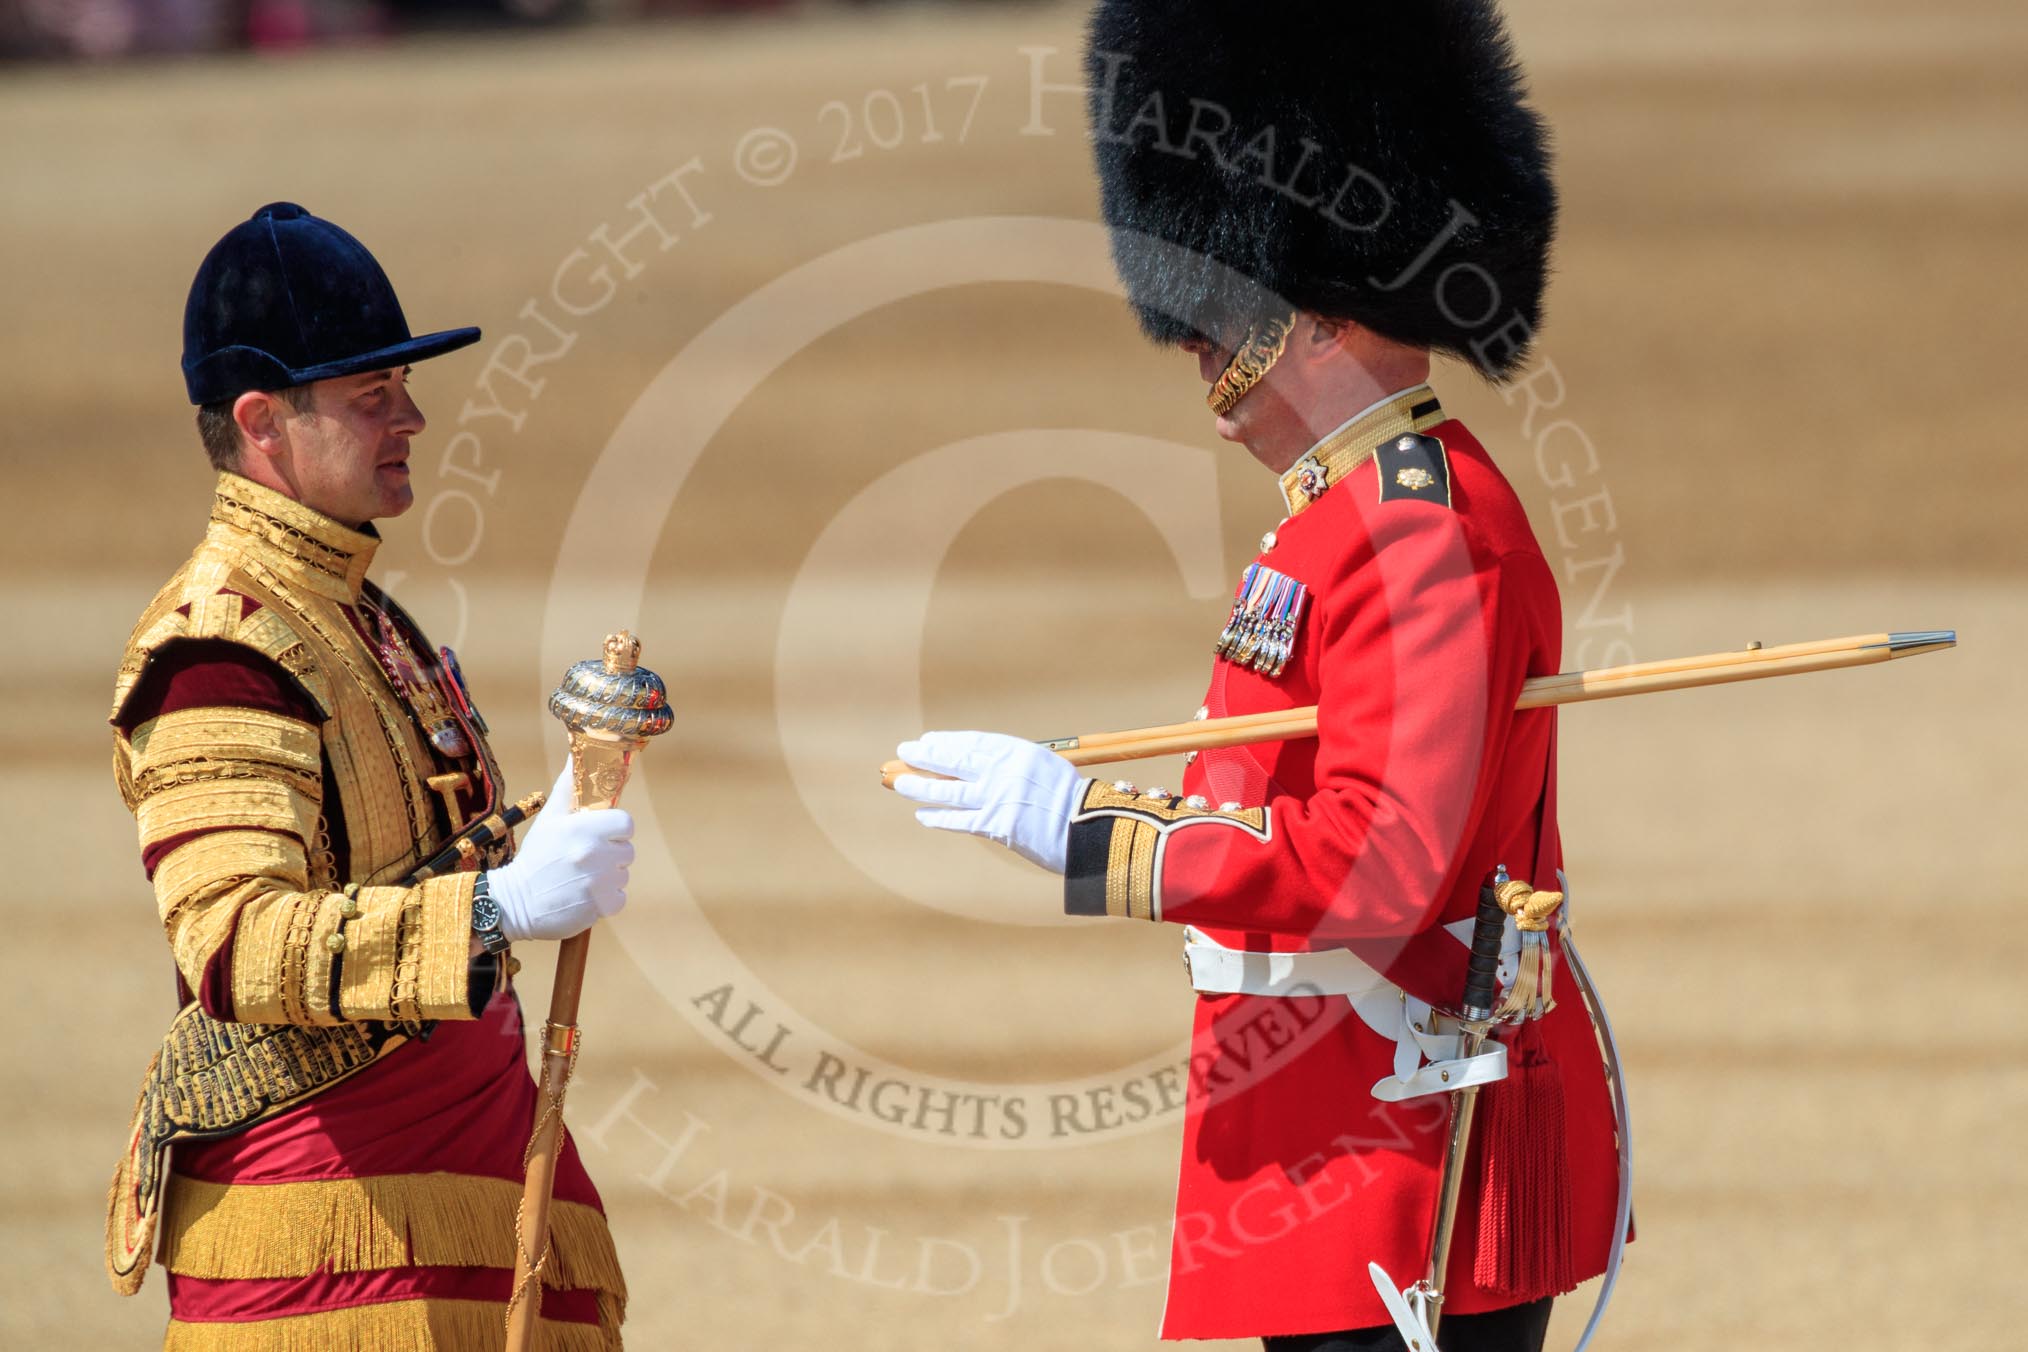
[3,0,2025,1346]
[0,0,844,62]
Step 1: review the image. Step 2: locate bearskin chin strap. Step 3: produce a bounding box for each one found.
[1206,312,1296,415]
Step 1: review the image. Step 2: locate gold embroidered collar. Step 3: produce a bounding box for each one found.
[207,472,379,602]
[1277,385,1446,517]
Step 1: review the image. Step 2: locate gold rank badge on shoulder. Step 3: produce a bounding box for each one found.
[1214,562,1309,677]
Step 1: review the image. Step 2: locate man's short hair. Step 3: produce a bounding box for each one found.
[196,384,316,471]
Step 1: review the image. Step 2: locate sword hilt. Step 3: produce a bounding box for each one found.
[1462,864,1510,1020]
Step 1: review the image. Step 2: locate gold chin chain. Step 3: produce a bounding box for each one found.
[1206,312,1297,416]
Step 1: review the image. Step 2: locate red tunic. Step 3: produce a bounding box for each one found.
[1064,393,1621,1339]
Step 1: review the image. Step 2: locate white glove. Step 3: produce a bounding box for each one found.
[486,762,635,942]
[893,731,1085,875]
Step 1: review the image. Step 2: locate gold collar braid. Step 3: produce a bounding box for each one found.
[1277,385,1445,517]
[206,472,379,602]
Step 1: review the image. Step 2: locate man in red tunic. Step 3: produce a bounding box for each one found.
[106,203,634,1348]
[896,4,1621,1348]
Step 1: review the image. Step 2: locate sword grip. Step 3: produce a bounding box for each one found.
[1463,880,1507,1017]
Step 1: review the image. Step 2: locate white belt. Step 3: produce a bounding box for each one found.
[1182,875,1634,1352]
[1182,925,1508,1102]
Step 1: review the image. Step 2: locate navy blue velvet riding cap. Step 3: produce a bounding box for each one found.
[181,202,481,405]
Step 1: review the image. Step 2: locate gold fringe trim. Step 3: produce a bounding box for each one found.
[160,1171,626,1303]
[164,1295,622,1351]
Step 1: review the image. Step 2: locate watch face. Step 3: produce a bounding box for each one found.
[471,893,501,932]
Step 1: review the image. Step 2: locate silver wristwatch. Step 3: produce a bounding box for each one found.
[470,873,512,955]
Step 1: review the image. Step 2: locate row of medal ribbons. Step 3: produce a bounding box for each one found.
[1215,562,1308,678]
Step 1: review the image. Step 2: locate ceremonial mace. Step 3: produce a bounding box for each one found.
[879,631,1955,786]
[506,632,671,1351]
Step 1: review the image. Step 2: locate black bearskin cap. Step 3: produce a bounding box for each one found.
[1086,0,1556,378]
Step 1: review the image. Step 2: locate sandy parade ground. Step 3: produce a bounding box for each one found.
[3,0,2026,1345]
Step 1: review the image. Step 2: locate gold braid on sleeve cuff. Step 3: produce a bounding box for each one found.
[1063,781,1272,921]
[339,870,478,1025]
[150,841,479,1027]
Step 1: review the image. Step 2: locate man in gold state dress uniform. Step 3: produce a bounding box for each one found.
[105,203,636,1349]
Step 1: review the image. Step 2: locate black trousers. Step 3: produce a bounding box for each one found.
[1263,1297,1553,1352]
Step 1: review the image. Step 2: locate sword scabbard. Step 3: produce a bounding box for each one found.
[1413,868,1514,1339]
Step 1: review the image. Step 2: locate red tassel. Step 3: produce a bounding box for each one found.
[1473,1027,1576,1299]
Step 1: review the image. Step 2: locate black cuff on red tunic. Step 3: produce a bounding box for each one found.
[1064,817,1114,916]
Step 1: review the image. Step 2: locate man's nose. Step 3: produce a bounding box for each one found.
[391,386,426,435]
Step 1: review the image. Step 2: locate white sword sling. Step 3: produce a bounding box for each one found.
[1180,727,1631,1351]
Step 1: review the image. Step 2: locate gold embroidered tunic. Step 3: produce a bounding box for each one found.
[107,473,625,1349]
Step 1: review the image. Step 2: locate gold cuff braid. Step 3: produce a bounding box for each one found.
[1067,782,1275,922]
[226,882,342,1027]
[150,837,476,1028]
[339,871,478,1024]
[1077,780,1272,832]
[1104,817,1160,920]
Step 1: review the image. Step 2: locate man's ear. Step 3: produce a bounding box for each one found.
[232,390,289,463]
[1293,315,1349,367]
